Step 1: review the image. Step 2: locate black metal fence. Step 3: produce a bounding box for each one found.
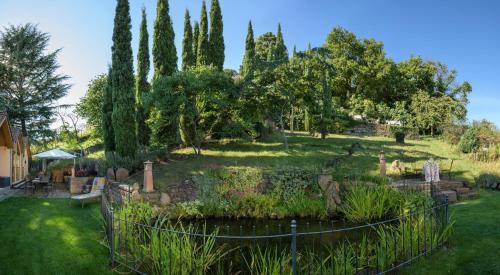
[101,185,450,275]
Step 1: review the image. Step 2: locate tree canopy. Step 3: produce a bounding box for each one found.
[0,23,70,139]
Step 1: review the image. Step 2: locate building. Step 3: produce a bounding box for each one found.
[0,112,30,188]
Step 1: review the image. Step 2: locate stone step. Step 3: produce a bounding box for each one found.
[455,187,471,195]
[458,191,480,200]
[438,190,457,203]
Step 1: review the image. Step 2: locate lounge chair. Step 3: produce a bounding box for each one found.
[70,177,106,208]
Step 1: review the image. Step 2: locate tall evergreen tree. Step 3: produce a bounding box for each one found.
[193,21,200,66]
[275,23,288,63]
[102,67,115,152]
[136,7,151,146]
[240,20,255,76]
[209,0,224,70]
[153,0,177,77]
[111,0,137,157]
[182,9,195,70]
[0,24,70,139]
[196,1,210,66]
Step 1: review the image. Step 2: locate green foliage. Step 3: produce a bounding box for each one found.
[340,184,398,222]
[153,0,177,77]
[196,1,210,66]
[410,91,464,136]
[457,120,500,161]
[476,173,500,189]
[0,23,70,139]
[151,67,235,154]
[192,21,200,66]
[240,21,255,76]
[458,126,479,154]
[76,74,107,140]
[209,0,224,70]
[136,8,151,147]
[274,23,288,64]
[170,200,203,218]
[102,67,115,152]
[111,0,137,157]
[181,9,195,70]
[393,127,406,143]
[243,246,292,275]
[270,167,320,201]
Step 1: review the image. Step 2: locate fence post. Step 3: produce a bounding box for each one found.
[291,220,297,275]
[110,206,115,266]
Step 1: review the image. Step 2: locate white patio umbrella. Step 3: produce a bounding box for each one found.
[33,148,76,172]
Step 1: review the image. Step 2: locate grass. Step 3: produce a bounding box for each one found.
[0,198,112,275]
[402,190,500,274]
[152,132,498,191]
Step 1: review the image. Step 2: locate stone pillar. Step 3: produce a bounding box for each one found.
[143,160,154,193]
[71,167,76,178]
[379,150,386,177]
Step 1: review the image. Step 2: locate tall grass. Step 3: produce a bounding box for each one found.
[113,201,229,274]
[243,246,292,275]
[340,184,400,222]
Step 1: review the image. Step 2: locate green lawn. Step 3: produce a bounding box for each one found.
[402,190,500,274]
[0,198,112,275]
[152,133,498,190]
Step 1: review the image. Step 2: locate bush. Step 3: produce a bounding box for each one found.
[458,126,479,153]
[394,130,405,143]
[270,167,320,201]
[476,173,500,189]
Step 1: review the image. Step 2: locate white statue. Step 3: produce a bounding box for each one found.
[423,158,440,182]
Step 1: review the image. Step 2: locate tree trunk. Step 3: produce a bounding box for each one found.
[290,106,294,133]
[21,119,27,136]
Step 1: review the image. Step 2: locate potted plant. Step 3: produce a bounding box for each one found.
[393,127,406,143]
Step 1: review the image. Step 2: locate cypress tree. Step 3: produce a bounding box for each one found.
[103,67,115,152]
[182,9,195,70]
[275,23,288,63]
[197,1,210,66]
[193,21,199,66]
[209,0,224,70]
[111,0,137,157]
[136,7,151,147]
[153,0,177,77]
[240,20,255,76]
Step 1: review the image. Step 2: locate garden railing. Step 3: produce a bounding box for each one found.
[101,184,450,275]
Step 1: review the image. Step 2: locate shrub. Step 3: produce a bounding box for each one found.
[270,167,320,201]
[458,126,479,153]
[476,173,500,189]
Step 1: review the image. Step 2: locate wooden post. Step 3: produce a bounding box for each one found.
[379,150,386,177]
[143,160,154,193]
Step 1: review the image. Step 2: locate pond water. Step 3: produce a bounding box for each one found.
[181,217,378,252]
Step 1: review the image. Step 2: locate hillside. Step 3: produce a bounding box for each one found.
[148,133,494,191]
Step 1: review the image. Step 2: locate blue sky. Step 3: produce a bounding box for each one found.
[0,0,499,125]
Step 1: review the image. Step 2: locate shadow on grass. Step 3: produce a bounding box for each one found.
[0,198,113,275]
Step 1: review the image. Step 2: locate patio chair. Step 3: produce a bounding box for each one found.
[43,178,54,196]
[70,177,106,208]
[24,180,35,195]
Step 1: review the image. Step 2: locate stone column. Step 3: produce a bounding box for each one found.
[379,150,386,177]
[143,160,154,193]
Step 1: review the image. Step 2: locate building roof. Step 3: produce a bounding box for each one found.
[0,111,7,126]
[0,111,13,148]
